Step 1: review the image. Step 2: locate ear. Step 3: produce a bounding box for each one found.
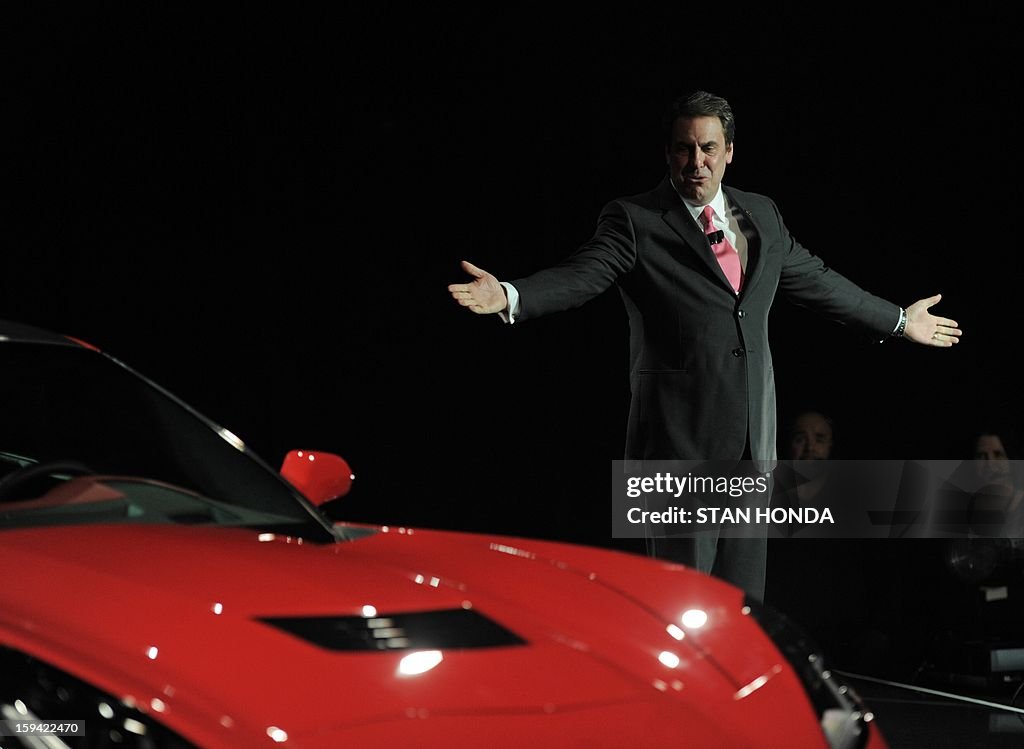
[725,142,734,164]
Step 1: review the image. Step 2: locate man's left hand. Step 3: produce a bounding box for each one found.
[904,293,962,347]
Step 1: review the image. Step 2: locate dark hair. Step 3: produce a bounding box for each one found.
[787,410,835,437]
[663,90,736,146]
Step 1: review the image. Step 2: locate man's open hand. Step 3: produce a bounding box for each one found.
[447,260,507,314]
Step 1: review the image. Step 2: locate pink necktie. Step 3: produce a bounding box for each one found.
[701,205,743,293]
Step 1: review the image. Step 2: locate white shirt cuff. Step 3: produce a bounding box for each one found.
[499,282,520,324]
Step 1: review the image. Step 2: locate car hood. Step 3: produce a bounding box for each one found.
[1,522,824,748]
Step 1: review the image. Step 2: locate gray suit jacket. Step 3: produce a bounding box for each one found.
[512,178,899,467]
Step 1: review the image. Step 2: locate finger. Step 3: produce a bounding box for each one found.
[447,283,473,293]
[933,317,959,328]
[460,260,486,278]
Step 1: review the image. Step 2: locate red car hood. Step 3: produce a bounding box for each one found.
[0,522,831,748]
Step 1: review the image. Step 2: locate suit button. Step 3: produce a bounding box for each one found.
[737,309,746,318]
[732,348,745,357]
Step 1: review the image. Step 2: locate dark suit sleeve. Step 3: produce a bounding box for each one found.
[769,198,901,337]
[510,200,637,322]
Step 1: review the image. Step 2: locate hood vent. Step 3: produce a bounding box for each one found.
[259,608,526,651]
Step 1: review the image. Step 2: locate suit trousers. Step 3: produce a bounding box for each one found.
[643,458,773,602]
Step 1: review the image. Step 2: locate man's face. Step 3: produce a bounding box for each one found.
[974,434,1011,482]
[789,413,834,461]
[666,115,733,205]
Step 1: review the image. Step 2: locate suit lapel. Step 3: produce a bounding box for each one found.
[723,187,765,297]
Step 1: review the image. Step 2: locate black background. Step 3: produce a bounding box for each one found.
[4,4,1021,676]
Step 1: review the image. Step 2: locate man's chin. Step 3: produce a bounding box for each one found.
[684,182,713,203]
[793,459,828,481]
[677,185,707,204]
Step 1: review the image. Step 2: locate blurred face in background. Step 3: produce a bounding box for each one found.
[973,434,1011,484]
[789,412,834,461]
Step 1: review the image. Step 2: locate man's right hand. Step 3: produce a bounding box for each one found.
[447,260,507,314]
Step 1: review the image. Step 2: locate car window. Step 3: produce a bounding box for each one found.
[0,342,334,541]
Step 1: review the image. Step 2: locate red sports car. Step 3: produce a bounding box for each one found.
[0,320,888,748]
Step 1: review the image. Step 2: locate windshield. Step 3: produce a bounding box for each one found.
[0,341,336,542]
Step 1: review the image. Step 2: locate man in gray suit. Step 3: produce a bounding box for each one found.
[447,90,962,600]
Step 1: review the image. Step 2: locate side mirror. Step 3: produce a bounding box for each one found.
[280,450,354,507]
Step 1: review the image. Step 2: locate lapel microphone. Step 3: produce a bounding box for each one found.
[707,229,725,245]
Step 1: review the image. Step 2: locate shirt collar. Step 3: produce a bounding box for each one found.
[670,179,728,225]
[684,186,724,225]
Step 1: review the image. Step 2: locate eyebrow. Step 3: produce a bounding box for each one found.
[673,139,719,148]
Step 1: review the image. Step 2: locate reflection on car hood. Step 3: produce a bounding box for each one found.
[0,523,821,748]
